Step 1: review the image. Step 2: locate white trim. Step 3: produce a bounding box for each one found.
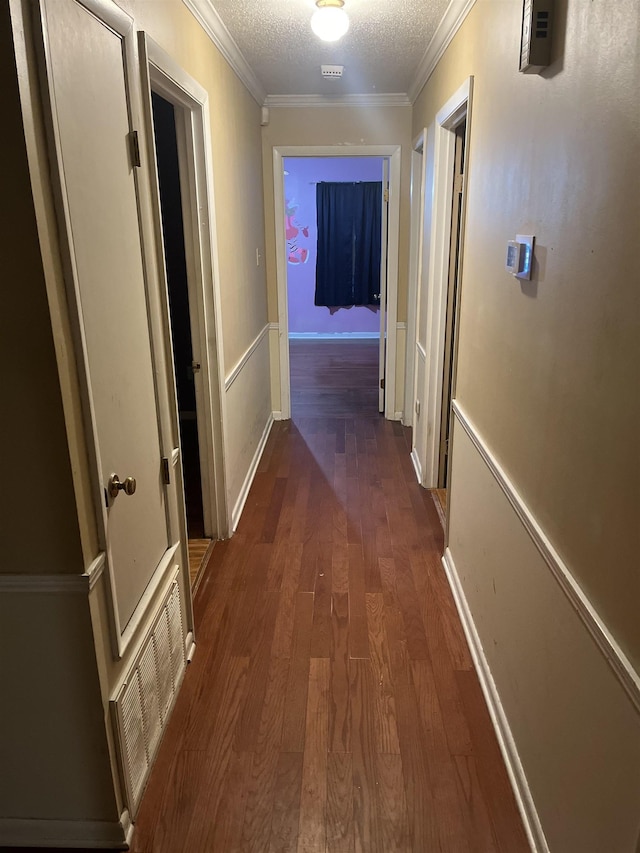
[264,93,411,109]
[410,447,423,483]
[231,413,275,531]
[272,410,284,421]
[421,77,473,488]
[396,321,407,331]
[0,815,130,848]
[405,129,427,428]
[408,0,478,102]
[181,0,265,105]
[288,332,379,340]
[225,323,270,391]
[416,341,427,360]
[269,322,279,332]
[394,411,404,421]
[186,632,197,662]
[273,145,401,421]
[452,400,640,713]
[442,547,549,853]
[86,552,106,590]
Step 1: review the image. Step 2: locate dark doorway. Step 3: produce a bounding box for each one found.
[151,92,205,541]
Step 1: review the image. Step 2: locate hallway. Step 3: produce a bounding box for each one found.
[130,345,529,852]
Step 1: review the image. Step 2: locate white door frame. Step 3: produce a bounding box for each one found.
[139,35,230,542]
[272,145,402,421]
[404,129,427,428]
[420,77,474,488]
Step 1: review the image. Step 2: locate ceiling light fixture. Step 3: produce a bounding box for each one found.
[311,0,349,42]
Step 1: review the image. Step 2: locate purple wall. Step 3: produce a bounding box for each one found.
[284,157,383,334]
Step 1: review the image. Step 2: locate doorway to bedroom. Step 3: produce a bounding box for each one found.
[284,155,386,419]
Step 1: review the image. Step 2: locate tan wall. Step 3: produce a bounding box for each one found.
[121,1,268,375]
[413,0,640,669]
[0,2,83,575]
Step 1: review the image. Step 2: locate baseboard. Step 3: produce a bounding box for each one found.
[0,814,130,848]
[272,410,284,421]
[410,447,422,484]
[393,411,404,421]
[231,413,274,531]
[441,548,548,853]
[288,332,379,340]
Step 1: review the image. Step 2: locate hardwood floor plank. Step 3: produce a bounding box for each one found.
[349,659,383,851]
[376,753,411,853]
[269,753,304,853]
[297,658,330,852]
[326,752,355,853]
[347,543,369,660]
[456,670,531,852]
[366,592,401,754]
[281,592,315,752]
[329,592,351,753]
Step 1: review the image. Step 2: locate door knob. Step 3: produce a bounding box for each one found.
[108,473,137,499]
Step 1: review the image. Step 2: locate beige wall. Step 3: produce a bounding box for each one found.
[413,0,640,670]
[121,0,268,375]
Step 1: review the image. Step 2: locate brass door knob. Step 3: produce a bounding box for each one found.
[108,473,137,499]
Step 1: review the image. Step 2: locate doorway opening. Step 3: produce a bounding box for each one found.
[141,36,229,600]
[438,119,466,490]
[151,92,213,589]
[283,156,386,419]
[273,145,401,422]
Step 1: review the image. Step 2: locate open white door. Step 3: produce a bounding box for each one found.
[38,0,184,655]
[378,158,390,413]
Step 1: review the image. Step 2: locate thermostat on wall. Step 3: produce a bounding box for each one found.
[506,234,534,280]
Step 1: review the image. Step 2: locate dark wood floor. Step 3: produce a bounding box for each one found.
[128,341,528,852]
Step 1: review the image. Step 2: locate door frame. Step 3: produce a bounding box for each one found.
[404,128,427,429]
[272,145,401,421]
[139,35,230,542]
[420,77,473,492]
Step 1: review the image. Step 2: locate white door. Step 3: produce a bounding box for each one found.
[39,0,177,639]
[378,159,390,413]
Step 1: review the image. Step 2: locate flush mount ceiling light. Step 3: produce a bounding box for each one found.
[311,0,349,42]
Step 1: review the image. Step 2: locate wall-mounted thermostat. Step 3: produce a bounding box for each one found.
[506,234,534,280]
[520,0,554,73]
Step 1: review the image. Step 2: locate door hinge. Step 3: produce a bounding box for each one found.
[128,130,141,168]
[380,377,385,390]
[191,360,201,373]
[161,456,171,485]
[384,187,389,203]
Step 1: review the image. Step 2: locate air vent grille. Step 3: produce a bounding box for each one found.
[111,573,187,816]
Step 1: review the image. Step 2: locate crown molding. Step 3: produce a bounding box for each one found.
[264,92,412,109]
[182,0,266,106]
[408,0,477,103]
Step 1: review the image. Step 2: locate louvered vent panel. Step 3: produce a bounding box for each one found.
[118,671,148,807]
[153,607,174,725]
[167,583,186,687]
[138,639,162,760]
[111,573,187,816]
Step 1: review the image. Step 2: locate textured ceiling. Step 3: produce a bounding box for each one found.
[209,0,451,97]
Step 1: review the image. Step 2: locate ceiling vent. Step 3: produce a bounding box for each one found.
[321,64,344,79]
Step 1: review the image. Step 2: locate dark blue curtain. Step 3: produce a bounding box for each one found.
[315,181,382,307]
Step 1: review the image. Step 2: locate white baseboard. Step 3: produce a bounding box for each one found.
[272,410,284,421]
[231,413,274,531]
[288,331,379,340]
[442,548,548,853]
[0,814,130,848]
[393,411,404,421]
[410,447,422,483]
